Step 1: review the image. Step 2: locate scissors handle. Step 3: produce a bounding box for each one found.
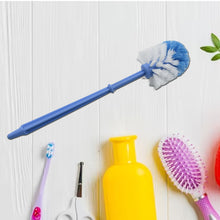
[57,197,76,220]
[57,209,75,220]
[75,197,94,220]
[57,197,94,220]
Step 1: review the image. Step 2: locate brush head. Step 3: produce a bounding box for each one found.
[137,41,190,89]
[158,134,206,199]
[46,142,55,159]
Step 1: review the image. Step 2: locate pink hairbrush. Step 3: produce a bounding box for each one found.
[158,134,220,220]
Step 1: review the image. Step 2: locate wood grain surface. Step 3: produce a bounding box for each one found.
[1,2,220,220]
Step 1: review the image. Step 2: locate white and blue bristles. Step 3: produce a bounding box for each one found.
[46,142,55,159]
[138,41,190,89]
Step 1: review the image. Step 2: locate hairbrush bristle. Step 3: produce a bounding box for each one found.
[158,134,206,199]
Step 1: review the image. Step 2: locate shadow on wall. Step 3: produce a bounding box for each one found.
[152,142,201,220]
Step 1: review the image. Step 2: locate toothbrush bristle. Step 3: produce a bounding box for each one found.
[46,142,55,159]
[158,134,206,198]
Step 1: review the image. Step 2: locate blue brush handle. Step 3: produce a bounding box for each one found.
[8,70,146,139]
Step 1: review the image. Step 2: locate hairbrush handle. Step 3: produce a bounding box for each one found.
[195,194,220,220]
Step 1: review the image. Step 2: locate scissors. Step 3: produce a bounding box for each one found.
[57,162,94,220]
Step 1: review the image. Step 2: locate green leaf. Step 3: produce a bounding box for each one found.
[211,33,220,49]
[211,53,220,61]
[200,46,218,53]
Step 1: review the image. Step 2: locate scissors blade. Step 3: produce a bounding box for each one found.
[77,162,84,198]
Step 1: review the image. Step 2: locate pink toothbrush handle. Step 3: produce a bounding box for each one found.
[195,194,220,220]
[31,206,42,220]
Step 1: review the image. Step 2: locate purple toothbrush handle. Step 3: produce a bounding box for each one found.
[30,158,51,220]
[195,194,220,220]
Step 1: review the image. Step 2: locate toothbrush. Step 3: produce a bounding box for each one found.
[158,134,220,220]
[31,143,55,220]
[8,41,190,140]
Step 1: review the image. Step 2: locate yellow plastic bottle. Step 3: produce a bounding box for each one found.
[103,135,157,220]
